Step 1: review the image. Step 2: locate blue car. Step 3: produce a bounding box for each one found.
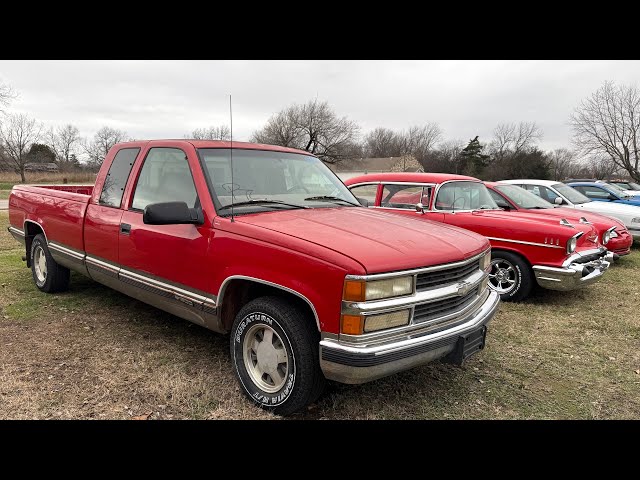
[567,181,640,206]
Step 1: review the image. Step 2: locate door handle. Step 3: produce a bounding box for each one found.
[120,223,131,235]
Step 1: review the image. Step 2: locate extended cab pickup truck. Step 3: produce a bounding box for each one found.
[8,140,499,414]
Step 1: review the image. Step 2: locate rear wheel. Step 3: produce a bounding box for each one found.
[30,234,70,293]
[488,251,533,302]
[230,296,325,415]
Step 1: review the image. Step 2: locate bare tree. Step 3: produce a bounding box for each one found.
[548,148,579,181]
[570,81,640,181]
[490,122,542,160]
[251,99,360,164]
[363,127,403,157]
[0,113,43,182]
[400,123,443,160]
[83,126,128,169]
[585,155,623,180]
[0,82,17,114]
[187,125,230,141]
[46,124,81,169]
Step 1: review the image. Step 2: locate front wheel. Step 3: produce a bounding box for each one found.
[488,251,533,302]
[230,296,325,415]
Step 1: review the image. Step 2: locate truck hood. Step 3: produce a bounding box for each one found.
[236,207,489,274]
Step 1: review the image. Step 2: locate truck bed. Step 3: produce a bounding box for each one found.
[9,184,94,253]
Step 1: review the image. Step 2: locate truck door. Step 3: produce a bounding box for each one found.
[117,144,215,310]
[85,147,140,284]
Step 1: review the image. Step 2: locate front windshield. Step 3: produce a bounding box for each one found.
[495,184,553,209]
[553,183,591,204]
[613,182,632,189]
[435,181,499,210]
[198,149,359,213]
[628,182,640,190]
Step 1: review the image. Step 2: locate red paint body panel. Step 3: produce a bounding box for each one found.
[485,182,633,256]
[8,140,490,336]
[345,173,605,269]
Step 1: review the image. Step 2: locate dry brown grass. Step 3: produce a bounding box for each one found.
[0,171,96,189]
[1,210,639,419]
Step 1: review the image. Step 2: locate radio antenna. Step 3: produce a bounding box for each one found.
[229,95,234,222]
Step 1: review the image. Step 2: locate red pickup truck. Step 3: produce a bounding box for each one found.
[8,140,499,414]
[345,173,614,302]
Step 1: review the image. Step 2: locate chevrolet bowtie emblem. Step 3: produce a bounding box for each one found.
[456,281,473,296]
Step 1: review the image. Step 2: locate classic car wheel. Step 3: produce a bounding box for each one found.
[30,234,70,293]
[230,296,325,415]
[488,251,533,301]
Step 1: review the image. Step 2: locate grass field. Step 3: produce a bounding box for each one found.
[0,211,639,419]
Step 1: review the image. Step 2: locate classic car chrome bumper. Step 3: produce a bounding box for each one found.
[532,248,614,291]
[319,290,499,384]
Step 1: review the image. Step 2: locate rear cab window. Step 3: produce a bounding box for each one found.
[99,148,140,208]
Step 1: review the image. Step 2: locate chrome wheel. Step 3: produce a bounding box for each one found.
[488,258,517,294]
[243,323,289,393]
[33,245,47,284]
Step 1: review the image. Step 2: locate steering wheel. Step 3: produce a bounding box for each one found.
[286,185,310,194]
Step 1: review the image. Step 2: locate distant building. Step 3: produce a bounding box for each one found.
[25,162,59,172]
[331,156,423,181]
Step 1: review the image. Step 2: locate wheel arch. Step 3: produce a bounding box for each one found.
[217,276,320,333]
[490,247,533,270]
[23,220,46,268]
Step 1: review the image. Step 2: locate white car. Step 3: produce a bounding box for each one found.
[501,179,640,238]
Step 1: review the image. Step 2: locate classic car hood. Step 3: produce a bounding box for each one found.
[235,207,489,274]
[470,209,595,229]
[517,207,624,228]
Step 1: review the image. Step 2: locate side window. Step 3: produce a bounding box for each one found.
[583,186,611,199]
[349,184,378,206]
[381,185,430,209]
[99,148,140,208]
[488,189,511,209]
[131,148,198,211]
[539,185,559,203]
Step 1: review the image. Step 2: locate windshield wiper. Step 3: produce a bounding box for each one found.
[528,206,549,209]
[218,199,308,212]
[304,195,359,206]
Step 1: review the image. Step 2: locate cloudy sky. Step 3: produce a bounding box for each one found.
[1,60,638,151]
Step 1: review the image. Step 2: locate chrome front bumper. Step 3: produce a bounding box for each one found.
[319,290,500,384]
[533,249,614,292]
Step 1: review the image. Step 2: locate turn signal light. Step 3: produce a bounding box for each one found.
[341,314,364,335]
[343,280,365,302]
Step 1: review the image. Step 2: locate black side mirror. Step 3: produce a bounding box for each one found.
[356,197,370,207]
[608,194,618,201]
[143,201,204,225]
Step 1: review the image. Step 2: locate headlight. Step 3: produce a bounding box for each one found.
[343,276,413,302]
[479,250,491,272]
[610,230,619,238]
[566,236,577,254]
[602,230,611,245]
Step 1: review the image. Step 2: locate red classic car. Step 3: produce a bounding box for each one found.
[484,182,633,258]
[345,172,614,301]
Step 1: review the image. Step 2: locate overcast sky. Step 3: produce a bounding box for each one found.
[1,60,638,151]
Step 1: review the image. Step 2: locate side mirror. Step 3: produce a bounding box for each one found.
[415,203,425,214]
[356,197,370,207]
[554,197,563,205]
[608,194,618,201]
[143,201,204,225]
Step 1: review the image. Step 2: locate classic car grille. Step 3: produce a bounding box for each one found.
[413,289,479,324]
[416,260,480,291]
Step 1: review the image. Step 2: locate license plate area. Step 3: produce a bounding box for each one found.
[442,326,487,365]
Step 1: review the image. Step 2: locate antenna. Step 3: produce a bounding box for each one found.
[229,95,234,222]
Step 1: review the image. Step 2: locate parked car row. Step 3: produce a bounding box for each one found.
[6,140,636,415]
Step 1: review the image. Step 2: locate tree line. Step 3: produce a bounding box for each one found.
[1,79,638,183]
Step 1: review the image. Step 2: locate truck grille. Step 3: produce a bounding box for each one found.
[416,259,480,291]
[413,289,479,324]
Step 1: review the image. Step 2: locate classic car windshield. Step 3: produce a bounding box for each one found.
[198,149,359,212]
[553,183,591,204]
[435,181,499,210]
[495,184,553,209]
